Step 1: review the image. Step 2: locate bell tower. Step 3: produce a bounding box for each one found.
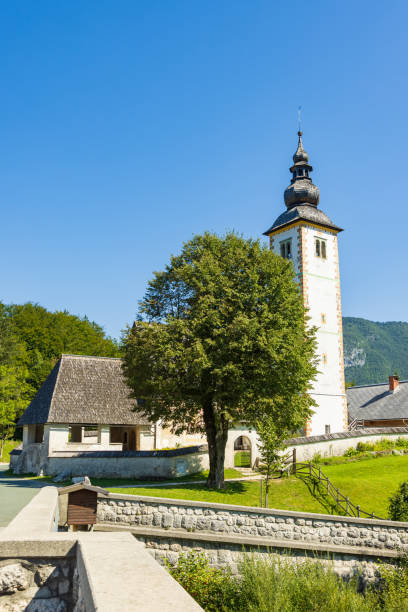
[264,132,347,435]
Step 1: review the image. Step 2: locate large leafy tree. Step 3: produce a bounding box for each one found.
[0,302,121,442]
[3,302,121,394]
[123,232,318,488]
[0,365,30,458]
[0,306,30,456]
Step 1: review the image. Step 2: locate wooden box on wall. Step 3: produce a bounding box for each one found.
[67,488,98,525]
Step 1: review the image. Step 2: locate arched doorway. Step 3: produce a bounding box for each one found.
[233,435,251,468]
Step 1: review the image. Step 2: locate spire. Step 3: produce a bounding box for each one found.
[284,131,320,209]
[293,131,309,164]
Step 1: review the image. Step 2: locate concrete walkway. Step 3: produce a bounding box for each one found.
[0,464,51,528]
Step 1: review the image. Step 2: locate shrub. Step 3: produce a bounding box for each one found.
[311,453,322,464]
[356,442,375,452]
[378,555,408,610]
[373,439,395,451]
[344,447,359,457]
[166,552,237,611]
[169,552,408,611]
[389,481,408,521]
[396,437,408,449]
[237,556,376,612]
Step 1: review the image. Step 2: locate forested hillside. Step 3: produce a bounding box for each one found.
[343,317,408,385]
[0,302,121,453]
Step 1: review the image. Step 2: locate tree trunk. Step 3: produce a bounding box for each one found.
[0,437,4,460]
[203,400,229,489]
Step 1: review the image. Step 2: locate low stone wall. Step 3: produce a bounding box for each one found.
[11,445,209,479]
[97,493,408,582]
[97,494,408,551]
[285,427,408,461]
[133,533,393,585]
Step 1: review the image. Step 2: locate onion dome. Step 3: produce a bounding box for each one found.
[263,130,343,235]
[284,131,320,209]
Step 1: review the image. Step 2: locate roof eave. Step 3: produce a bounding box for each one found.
[264,218,343,236]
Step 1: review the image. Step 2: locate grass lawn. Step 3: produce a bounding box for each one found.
[321,454,408,518]
[0,440,21,464]
[108,477,324,512]
[85,468,242,490]
[108,455,408,518]
[234,450,251,468]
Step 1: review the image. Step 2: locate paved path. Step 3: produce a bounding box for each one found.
[0,464,50,528]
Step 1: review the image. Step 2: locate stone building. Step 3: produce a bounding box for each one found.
[264,131,347,436]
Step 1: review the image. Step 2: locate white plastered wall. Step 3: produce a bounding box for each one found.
[156,423,207,450]
[270,223,346,436]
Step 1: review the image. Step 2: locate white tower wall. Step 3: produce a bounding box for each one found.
[270,223,347,435]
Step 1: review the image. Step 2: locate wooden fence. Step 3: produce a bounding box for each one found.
[288,452,383,519]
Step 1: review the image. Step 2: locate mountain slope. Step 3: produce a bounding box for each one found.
[343,317,408,385]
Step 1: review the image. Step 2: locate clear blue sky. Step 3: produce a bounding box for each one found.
[1,1,407,339]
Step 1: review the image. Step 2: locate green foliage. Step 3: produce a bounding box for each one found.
[170,551,408,611]
[343,317,408,385]
[378,555,408,610]
[167,552,238,611]
[169,553,380,612]
[0,302,120,436]
[344,447,359,457]
[388,481,408,521]
[0,364,31,458]
[256,416,289,502]
[311,452,322,464]
[237,556,376,612]
[123,232,318,488]
[356,442,374,452]
[0,439,22,464]
[5,302,120,394]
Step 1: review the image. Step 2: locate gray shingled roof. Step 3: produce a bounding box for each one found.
[18,354,150,426]
[347,381,408,421]
[263,204,343,235]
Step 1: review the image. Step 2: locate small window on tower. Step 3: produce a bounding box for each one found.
[322,353,327,366]
[315,238,327,259]
[325,424,331,435]
[321,313,326,324]
[279,239,292,259]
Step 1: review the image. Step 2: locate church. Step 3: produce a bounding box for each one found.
[11,131,347,477]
